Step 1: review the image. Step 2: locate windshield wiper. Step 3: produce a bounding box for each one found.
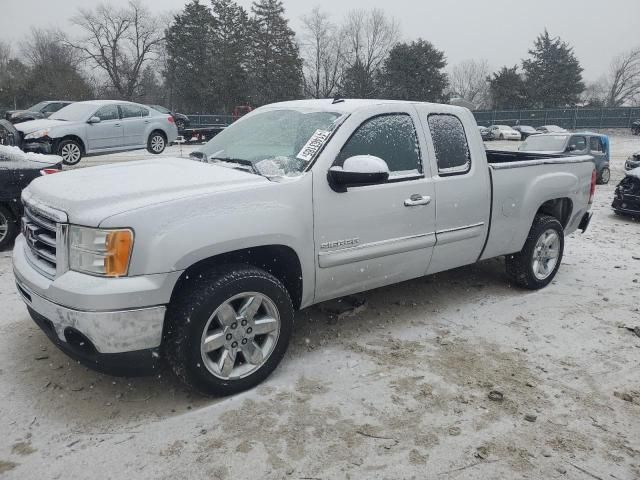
[209,157,260,176]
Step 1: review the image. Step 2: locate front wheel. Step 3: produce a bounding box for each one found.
[598,167,610,185]
[147,131,166,154]
[505,214,564,290]
[164,265,294,396]
[58,139,83,166]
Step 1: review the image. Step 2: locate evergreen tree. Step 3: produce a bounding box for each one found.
[249,0,302,105]
[341,60,377,98]
[522,30,585,108]
[379,39,447,102]
[211,0,251,113]
[165,0,216,112]
[489,66,528,109]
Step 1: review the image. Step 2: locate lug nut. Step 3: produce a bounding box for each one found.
[231,341,238,348]
[241,339,248,345]
[247,327,253,334]
[231,322,238,330]
[241,320,248,327]
[226,334,233,341]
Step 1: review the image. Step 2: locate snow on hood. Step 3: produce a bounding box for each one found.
[15,118,69,134]
[0,144,62,164]
[23,157,270,226]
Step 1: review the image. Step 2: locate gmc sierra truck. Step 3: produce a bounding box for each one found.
[13,99,595,396]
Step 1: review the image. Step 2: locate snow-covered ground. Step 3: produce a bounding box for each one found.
[0,135,639,479]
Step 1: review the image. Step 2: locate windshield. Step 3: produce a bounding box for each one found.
[520,134,568,152]
[50,103,96,122]
[198,108,345,177]
[27,102,48,112]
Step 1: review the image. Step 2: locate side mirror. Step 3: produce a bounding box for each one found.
[328,155,390,191]
[87,116,101,124]
[567,145,577,152]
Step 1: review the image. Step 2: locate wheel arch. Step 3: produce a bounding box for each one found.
[56,135,86,154]
[170,245,304,311]
[535,197,573,229]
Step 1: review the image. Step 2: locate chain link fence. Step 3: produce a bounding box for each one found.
[473,107,640,130]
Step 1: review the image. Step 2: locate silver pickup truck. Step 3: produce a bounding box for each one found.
[13,100,595,395]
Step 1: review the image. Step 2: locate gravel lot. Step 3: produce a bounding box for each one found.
[0,135,639,479]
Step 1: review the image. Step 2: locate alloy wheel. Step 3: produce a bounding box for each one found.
[200,292,281,380]
[532,229,561,280]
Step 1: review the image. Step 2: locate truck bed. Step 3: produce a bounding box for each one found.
[480,151,595,261]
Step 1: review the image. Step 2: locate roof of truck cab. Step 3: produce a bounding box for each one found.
[262,99,469,115]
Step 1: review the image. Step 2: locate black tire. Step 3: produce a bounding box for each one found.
[57,139,83,166]
[499,134,505,140]
[164,265,294,396]
[147,131,166,154]
[0,205,18,250]
[597,167,610,185]
[505,214,565,290]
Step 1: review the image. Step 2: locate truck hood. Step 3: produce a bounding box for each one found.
[15,119,69,134]
[24,158,270,226]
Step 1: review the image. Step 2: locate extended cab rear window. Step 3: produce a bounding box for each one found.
[428,114,471,175]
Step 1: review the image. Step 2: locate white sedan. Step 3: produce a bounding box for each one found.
[489,125,522,141]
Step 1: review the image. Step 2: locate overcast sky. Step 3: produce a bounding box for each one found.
[2,0,639,81]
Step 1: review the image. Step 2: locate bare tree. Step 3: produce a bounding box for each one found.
[300,7,344,98]
[342,9,399,75]
[449,59,491,109]
[63,0,164,100]
[604,47,640,107]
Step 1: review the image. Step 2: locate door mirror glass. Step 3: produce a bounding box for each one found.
[329,155,390,189]
[88,116,101,124]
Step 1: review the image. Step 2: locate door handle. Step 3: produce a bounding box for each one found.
[404,194,431,207]
[114,123,121,127]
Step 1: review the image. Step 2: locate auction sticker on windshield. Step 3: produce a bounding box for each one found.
[296,130,332,162]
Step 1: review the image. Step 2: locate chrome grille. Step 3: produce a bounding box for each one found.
[23,204,59,278]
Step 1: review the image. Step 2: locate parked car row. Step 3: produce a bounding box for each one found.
[480,124,568,141]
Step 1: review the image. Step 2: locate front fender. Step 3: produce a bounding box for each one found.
[100,173,316,304]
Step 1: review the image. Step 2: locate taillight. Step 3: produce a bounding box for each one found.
[167,115,175,124]
[40,168,61,176]
[589,169,596,204]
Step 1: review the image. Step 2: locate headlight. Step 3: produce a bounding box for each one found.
[24,129,49,140]
[69,226,134,277]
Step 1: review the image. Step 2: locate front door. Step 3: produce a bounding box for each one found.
[313,106,437,303]
[86,105,123,151]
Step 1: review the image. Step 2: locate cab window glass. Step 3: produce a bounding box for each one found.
[428,114,471,174]
[335,114,422,176]
[590,137,604,153]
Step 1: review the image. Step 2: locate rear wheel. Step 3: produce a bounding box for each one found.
[58,139,83,165]
[506,214,564,290]
[598,167,610,185]
[164,265,294,396]
[0,205,17,250]
[147,131,166,154]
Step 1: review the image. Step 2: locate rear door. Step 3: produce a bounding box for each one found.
[85,105,124,151]
[312,105,437,302]
[119,104,148,146]
[415,107,491,274]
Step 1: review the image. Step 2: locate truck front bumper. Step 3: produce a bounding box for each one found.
[13,235,183,376]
